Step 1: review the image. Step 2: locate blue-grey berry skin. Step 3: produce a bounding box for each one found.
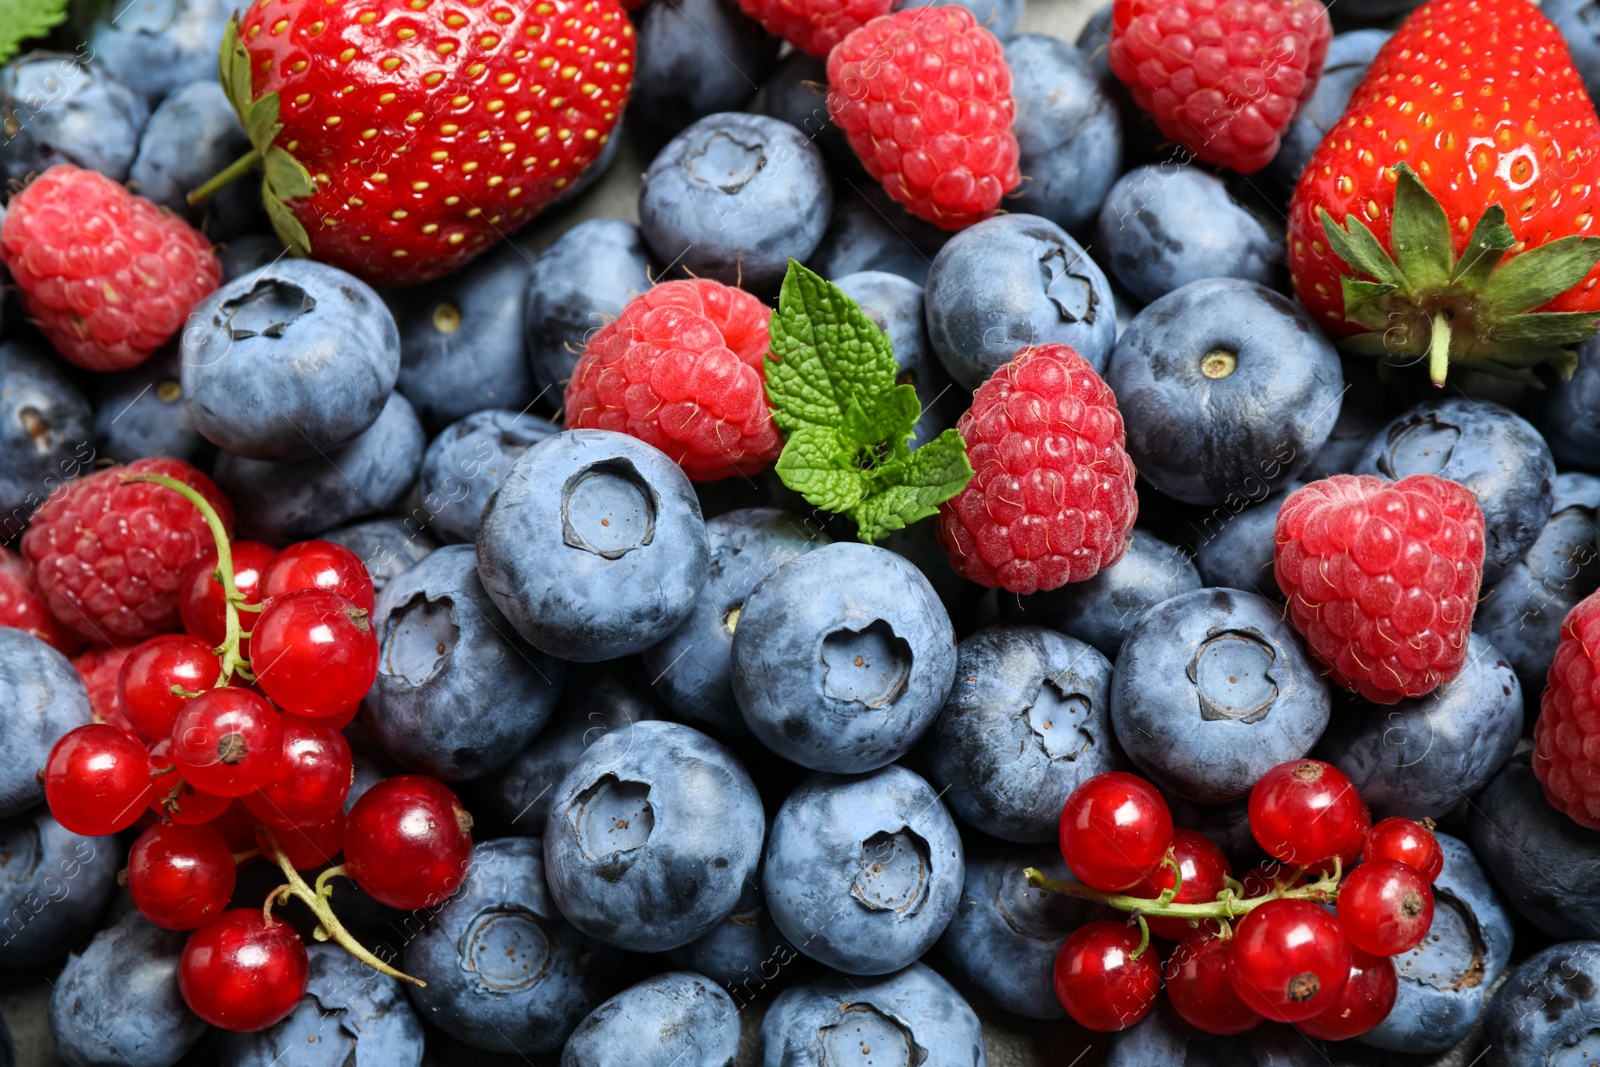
[181,260,401,461]
[404,837,625,1054]
[391,245,539,434]
[764,765,963,976]
[1006,35,1122,234]
[545,721,764,952]
[321,518,437,595]
[92,349,213,467]
[416,410,559,545]
[216,234,286,283]
[1075,4,1114,83]
[0,809,116,969]
[925,213,1117,390]
[1166,794,1263,871]
[897,0,1022,36]
[758,963,984,1067]
[834,271,965,450]
[0,54,148,185]
[0,631,92,820]
[1192,488,1293,603]
[762,52,849,167]
[550,116,625,209]
[643,509,828,743]
[922,625,1115,843]
[808,189,946,286]
[48,912,206,1067]
[129,80,262,241]
[1547,0,1600,100]
[639,113,833,293]
[1357,397,1556,584]
[1541,337,1600,475]
[476,430,709,661]
[880,519,987,622]
[1105,1003,1323,1067]
[78,0,233,104]
[561,971,740,1067]
[999,529,1201,658]
[731,542,956,774]
[1361,833,1513,1055]
[1482,940,1600,1067]
[1112,587,1332,804]
[525,219,653,398]
[1109,278,1342,508]
[1269,30,1392,191]
[0,342,93,528]
[362,544,564,781]
[632,0,777,134]
[664,866,792,988]
[213,391,425,544]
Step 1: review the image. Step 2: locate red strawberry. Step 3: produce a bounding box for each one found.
[216,0,634,287]
[1289,0,1600,385]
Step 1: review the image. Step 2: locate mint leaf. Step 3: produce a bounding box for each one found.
[0,0,70,66]
[854,430,976,543]
[773,426,866,514]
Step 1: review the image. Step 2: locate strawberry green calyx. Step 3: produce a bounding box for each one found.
[1322,164,1600,387]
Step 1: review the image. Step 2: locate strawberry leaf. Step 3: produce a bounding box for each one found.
[1320,209,1404,288]
[218,15,255,118]
[1481,235,1600,315]
[1451,205,1516,291]
[1390,164,1453,289]
[0,0,69,68]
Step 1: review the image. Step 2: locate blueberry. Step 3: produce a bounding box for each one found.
[0,808,117,968]
[897,0,1023,38]
[1191,489,1292,603]
[79,0,234,105]
[664,864,793,989]
[925,213,1117,390]
[216,234,287,283]
[1539,335,1600,473]
[0,342,94,534]
[999,528,1201,657]
[92,348,213,467]
[48,912,205,1067]
[545,720,764,952]
[758,962,983,1066]
[1105,1002,1323,1067]
[1074,4,1115,84]
[403,837,626,1054]
[808,186,948,286]
[1299,359,1396,480]
[363,544,565,780]
[0,631,92,819]
[525,218,654,399]
[922,625,1115,843]
[561,971,740,1067]
[416,409,559,544]
[642,508,829,742]
[764,764,963,975]
[181,260,402,461]
[1269,30,1392,190]
[0,53,148,184]
[834,271,964,449]
[1356,397,1556,583]
[1109,278,1342,507]
[1111,587,1332,803]
[1165,793,1263,872]
[1549,1,1600,122]
[320,517,438,595]
[477,429,710,661]
[731,542,956,773]
[129,80,262,240]
[879,519,988,622]
[1482,939,1600,1066]
[632,0,778,134]
[762,53,849,167]
[212,390,425,544]
[1005,35,1122,233]
[550,116,626,208]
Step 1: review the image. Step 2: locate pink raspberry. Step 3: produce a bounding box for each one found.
[735,0,893,56]
[72,644,136,729]
[1535,592,1600,829]
[0,546,81,655]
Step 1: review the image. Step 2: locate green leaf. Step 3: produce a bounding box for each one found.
[854,429,975,544]
[263,144,315,200]
[1481,235,1600,314]
[1339,278,1399,332]
[262,185,311,257]
[773,426,866,515]
[1389,164,1455,289]
[244,94,281,154]
[0,0,69,68]
[1319,208,1405,287]
[1452,205,1516,291]
[218,15,255,118]
[1486,310,1600,348]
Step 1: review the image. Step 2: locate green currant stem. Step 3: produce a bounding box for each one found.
[1023,863,1343,920]
[232,848,262,866]
[313,864,349,897]
[188,148,262,205]
[1428,311,1452,388]
[169,684,203,699]
[1129,913,1151,960]
[1154,854,1182,907]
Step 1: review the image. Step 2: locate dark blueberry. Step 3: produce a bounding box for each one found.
[1482,939,1600,1067]
[0,53,148,184]
[1356,397,1556,583]
[1075,4,1115,83]
[1269,30,1392,191]
[764,764,962,975]
[758,962,983,1066]
[216,234,286,283]
[320,517,437,595]
[1005,35,1121,234]
[181,259,402,461]
[1105,1002,1324,1067]
[363,544,565,780]
[129,80,263,240]
[897,0,1023,37]
[1112,587,1332,803]
[79,0,234,105]
[212,390,425,544]
[879,519,988,622]
[403,837,625,1054]
[925,213,1117,390]
[561,971,740,1066]
[922,625,1115,843]
[639,112,832,293]
[1191,488,1292,603]
[550,116,625,208]
[762,52,849,167]
[642,508,829,742]
[1164,793,1263,872]
[834,271,963,449]
[0,631,91,819]
[1550,1,1600,122]
[92,348,213,467]
[999,528,1201,657]
[0,342,93,535]
[0,808,117,968]
[1539,335,1600,474]
[664,865,793,989]
[476,429,709,661]
[544,720,764,952]
[1300,361,1396,479]
[807,186,948,286]
[526,218,653,399]
[632,0,778,134]
[48,912,205,1067]
[416,409,559,544]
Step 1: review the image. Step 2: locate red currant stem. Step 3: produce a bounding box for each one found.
[149,764,176,779]
[1022,865,1345,920]
[1129,913,1152,960]
[312,864,348,898]
[232,848,262,865]
[169,684,204,699]
[1154,854,1183,907]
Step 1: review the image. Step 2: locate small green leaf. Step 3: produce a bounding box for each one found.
[1452,205,1516,290]
[1339,278,1399,332]
[244,94,281,154]
[1481,235,1600,314]
[263,144,315,200]
[0,0,69,68]
[853,429,975,544]
[1320,209,1405,288]
[218,15,255,118]
[1487,310,1600,348]
[263,186,311,257]
[773,426,866,515]
[1389,164,1455,289]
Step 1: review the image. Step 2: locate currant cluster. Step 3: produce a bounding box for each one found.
[1039,763,1441,1036]
[35,474,475,1033]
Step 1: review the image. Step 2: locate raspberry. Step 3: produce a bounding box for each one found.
[1535,592,1600,828]
[1109,0,1331,174]
[563,279,782,482]
[0,546,80,655]
[827,7,1021,230]
[0,165,221,373]
[735,0,893,57]
[935,344,1138,594]
[1273,474,1484,705]
[72,644,135,727]
[22,459,233,644]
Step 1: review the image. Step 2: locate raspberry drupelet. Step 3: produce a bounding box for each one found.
[1535,590,1600,829]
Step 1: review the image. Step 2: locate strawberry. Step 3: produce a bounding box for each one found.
[1288,0,1600,385]
[210,0,634,287]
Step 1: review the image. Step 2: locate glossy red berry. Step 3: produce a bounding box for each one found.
[344,776,474,909]
[261,540,376,613]
[1052,920,1160,1032]
[179,910,308,1032]
[1230,898,1353,1022]
[256,810,346,870]
[1298,947,1399,1040]
[147,738,232,825]
[118,634,222,741]
[242,717,352,829]
[127,822,236,930]
[1237,859,1303,899]
[1363,818,1444,882]
[1164,930,1262,1035]
[208,801,261,854]
[44,724,156,836]
[1130,828,1231,940]
[1337,859,1435,956]
[178,541,276,658]
[1059,772,1174,892]
[1248,759,1371,866]
[170,688,284,798]
[251,589,378,717]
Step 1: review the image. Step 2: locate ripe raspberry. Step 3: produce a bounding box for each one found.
[1535,592,1600,829]
[563,279,782,482]
[73,644,135,727]
[23,459,233,645]
[1109,0,1331,174]
[935,344,1138,594]
[0,546,80,655]
[1274,474,1484,705]
[827,7,1021,230]
[736,0,893,57]
[0,166,221,373]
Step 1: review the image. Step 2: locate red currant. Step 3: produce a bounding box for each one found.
[147,738,232,825]
[1129,828,1230,940]
[1229,898,1352,1022]
[44,724,156,836]
[256,810,346,870]
[1059,772,1174,892]
[208,801,261,854]
[1337,859,1434,956]
[344,776,474,909]
[1052,920,1160,1032]
[1164,930,1262,1035]
[1363,817,1444,882]
[242,716,352,829]
[262,540,375,613]
[1237,859,1302,898]
[127,822,236,930]
[179,910,308,1032]
[118,634,221,741]
[1248,760,1371,866]
[251,589,378,718]
[179,541,277,657]
[1298,947,1399,1040]
[170,688,284,798]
